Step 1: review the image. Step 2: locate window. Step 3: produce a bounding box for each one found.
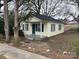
[25,24,28,31]
[37,24,40,32]
[51,24,55,32]
[59,24,62,30]
[35,24,44,32]
[23,24,24,30]
[42,24,44,32]
[35,24,40,32]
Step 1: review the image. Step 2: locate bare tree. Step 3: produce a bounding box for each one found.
[70,0,79,30]
[70,13,79,30]
[29,0,44,14]
[13,0,19,40]
[23,0,68,17]
[13,0,26,40]
[3,0,9,41]
[41,0,64,16]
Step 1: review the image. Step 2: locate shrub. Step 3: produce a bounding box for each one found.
[19,30,24,37]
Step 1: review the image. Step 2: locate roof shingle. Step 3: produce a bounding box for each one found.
[33,14,63,23]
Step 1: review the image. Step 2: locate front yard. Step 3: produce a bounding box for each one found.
[0,24,79,59]
[18,24,79,59]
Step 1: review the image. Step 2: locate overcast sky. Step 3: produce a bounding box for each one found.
[0,0,79,20]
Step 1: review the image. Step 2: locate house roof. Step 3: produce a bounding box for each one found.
[33,14,63,23]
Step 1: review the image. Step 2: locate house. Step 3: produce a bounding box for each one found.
[20,14,64,40]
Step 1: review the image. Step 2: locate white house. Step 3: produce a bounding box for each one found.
[20,14,64,39]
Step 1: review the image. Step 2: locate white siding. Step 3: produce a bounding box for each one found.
[23,23,32,35]
[20,17,64,37]
[46,22,64,37]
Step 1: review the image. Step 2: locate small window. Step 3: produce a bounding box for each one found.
[25,24,28,31]
[42,24,44,32]
[51,24,55,32]
[23,24,24,30]
[59,24,62,30]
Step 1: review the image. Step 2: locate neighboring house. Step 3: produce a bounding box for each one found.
[20,14,64,39]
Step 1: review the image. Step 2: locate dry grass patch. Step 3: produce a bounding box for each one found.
[0,55,6,59]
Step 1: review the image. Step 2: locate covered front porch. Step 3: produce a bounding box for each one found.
[31,22,44,35]
[21,21,47,40]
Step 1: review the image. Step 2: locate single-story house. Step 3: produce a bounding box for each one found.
[20,14,64,39]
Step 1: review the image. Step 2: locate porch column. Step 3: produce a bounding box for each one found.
[40,22,42,32]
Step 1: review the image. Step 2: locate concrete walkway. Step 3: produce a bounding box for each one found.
[0,43,51,59]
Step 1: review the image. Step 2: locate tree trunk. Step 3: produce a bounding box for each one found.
[13,0,19,40]
[3,0,9,41]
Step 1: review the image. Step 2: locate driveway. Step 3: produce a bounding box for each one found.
[0,43,51,59]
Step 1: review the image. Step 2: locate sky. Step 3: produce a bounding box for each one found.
[0,0,79,21]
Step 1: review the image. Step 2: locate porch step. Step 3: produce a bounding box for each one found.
[25,35,44,40]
